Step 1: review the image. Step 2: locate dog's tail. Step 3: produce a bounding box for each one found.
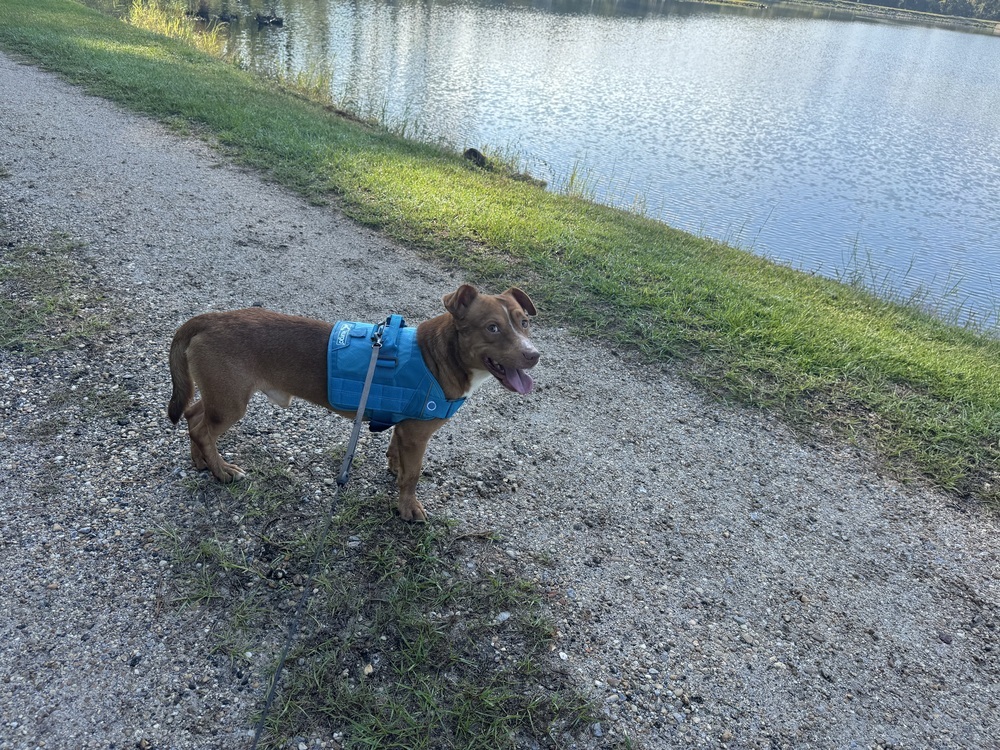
[167,319,198,424]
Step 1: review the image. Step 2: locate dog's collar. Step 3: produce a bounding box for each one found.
[327,315,466,431]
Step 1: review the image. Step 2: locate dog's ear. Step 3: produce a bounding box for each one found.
[504,287,537,317]
[443,284,480,319]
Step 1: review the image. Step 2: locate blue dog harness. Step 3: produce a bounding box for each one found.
[327,315,466,432]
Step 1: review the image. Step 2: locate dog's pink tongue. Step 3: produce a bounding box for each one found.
[505,368,533,394]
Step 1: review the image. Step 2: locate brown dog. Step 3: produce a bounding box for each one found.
[167,284,539,521]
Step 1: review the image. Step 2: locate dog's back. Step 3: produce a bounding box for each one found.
[168,309,332,423]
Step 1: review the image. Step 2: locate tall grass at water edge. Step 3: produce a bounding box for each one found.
[3,0,1000,511]
[834,235,1000,332]
[125,0,226,56]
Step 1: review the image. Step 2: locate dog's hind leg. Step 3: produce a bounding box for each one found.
[183,400,210,470]
[186,365,253,482]
[189,402,249,482]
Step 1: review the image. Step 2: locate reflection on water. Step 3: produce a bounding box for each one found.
[215,0,1000,327]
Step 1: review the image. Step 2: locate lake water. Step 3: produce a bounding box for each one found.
[214,0,1000,328]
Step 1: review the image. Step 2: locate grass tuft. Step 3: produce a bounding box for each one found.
[163,463,596,749]
[0,231,109,353]
[125,0,226,56]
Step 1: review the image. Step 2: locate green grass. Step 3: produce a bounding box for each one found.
[163,464,595,749]
[0,228,109,353]
[124,0,226,56]
[2,0,999,508]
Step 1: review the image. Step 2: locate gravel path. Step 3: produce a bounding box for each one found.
[2,52,999,750]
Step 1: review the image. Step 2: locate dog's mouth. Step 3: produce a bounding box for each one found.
[484,357,533,394]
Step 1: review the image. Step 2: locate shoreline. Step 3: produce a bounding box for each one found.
[704,0,1000,32]
[782,0,1000,31]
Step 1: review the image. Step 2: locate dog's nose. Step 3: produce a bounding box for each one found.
[523,349,540,367]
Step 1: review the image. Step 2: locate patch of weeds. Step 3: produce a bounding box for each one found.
[165,448,339,631]
[261,491,596,749]
[0,234,110,353]
[125,0,226,57]
[212,622,260,665]
[180,445,307,514]
[165,456,596,749]
[223,451,304,518]
[158,521,234,606]
[24,415,69,440]
[162,114,194,136]
[156,521,197,563]
[39,378,137,426]
[77,385,137,421]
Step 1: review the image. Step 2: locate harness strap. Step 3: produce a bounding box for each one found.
[338,326,384,485]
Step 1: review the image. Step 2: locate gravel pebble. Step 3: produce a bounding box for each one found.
[2,51,1000,749]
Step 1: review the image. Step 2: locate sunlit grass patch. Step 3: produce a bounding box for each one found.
[78,37,177,60]
[125,0,226,56]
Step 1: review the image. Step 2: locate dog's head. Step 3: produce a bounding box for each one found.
[443,284,539,394]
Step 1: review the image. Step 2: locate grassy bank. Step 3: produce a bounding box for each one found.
[2,0,998,511]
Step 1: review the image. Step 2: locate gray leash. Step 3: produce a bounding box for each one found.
[250,326,384,749]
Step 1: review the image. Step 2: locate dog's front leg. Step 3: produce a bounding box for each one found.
[388,419,445,522]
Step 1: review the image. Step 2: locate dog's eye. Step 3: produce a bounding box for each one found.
[487,323,500,333]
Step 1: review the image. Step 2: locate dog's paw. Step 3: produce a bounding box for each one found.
[217,462,247,482]
[397,499,427,523]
